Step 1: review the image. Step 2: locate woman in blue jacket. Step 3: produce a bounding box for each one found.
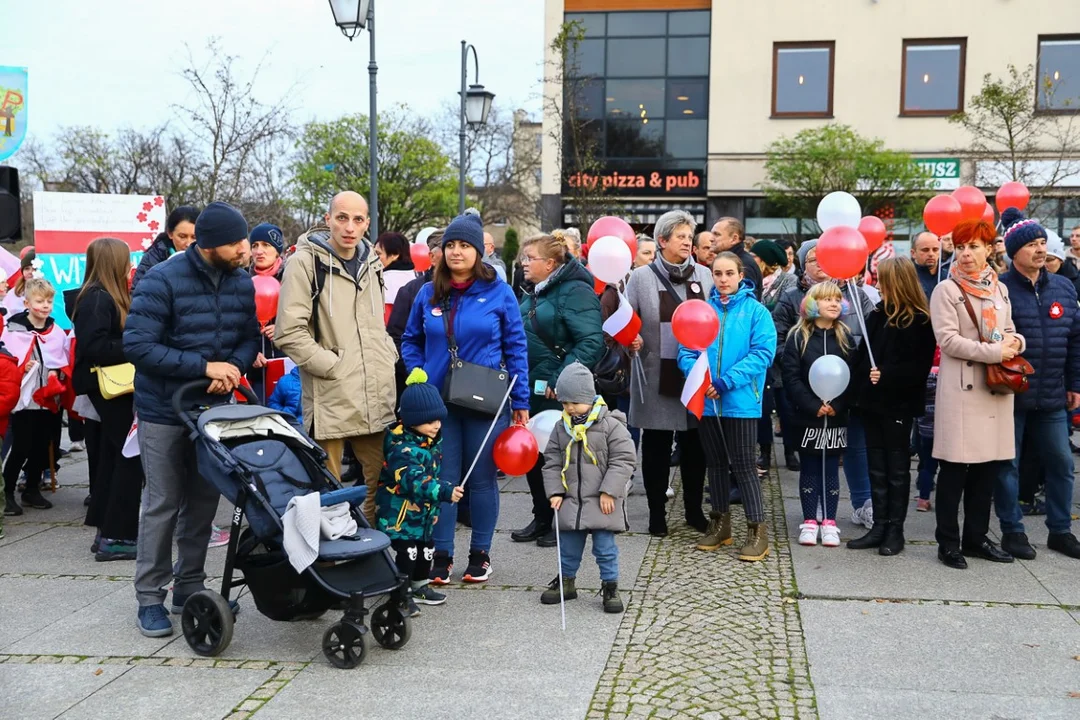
[402,213,530,585]
[678,252,776,562]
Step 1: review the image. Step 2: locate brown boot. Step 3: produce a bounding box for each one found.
[696,511,732,551]
[738,522,770,562]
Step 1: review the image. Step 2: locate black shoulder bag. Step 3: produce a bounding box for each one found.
[441,298,510,416]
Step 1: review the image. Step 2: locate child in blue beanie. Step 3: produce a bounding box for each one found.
[376,369,463,617]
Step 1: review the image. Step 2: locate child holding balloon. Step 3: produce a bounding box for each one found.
[781,282,854,548]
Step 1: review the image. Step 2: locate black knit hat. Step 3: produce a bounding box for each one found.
[195,202,249,249]
[751,239,787,269]
[442,213,485,256]
[249,222,284,255]
[399,369,447,427]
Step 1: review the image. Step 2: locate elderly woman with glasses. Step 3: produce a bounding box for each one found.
[625,210,713,536]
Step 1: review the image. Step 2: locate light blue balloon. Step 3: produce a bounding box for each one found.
[809,355,850,403]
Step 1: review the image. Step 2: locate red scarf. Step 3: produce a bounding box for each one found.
[254,258,282,277]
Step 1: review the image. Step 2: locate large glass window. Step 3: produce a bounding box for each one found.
[569,38,605,77]
[772,42,834,117]
[668,36,710,76]
[666,79,707,117]
[1038,35,1080,111]
[607,12,663,37]
[665,120,707,159]
[902,39,965,115]
[607,120,665,158]
[606,38,666,77]
[606,79,666,120]
[564,13,605,38]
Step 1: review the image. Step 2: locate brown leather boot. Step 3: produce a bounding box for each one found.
[696,511,732,551]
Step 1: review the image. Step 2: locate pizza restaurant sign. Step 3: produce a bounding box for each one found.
[563,168,704,196]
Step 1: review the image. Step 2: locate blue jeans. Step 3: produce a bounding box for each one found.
[433,408,509,555]
[843,413,871,509]
[916,435,938,500]
[559,529,619,582]
[996,409,1075,535]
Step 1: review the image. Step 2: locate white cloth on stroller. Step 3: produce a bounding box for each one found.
[282,493,358,572]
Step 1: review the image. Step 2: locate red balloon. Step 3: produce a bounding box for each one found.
[493,424,539,476]
[672,299,719,351]
[952,186,988,222]
[410,242,431,272]
[995,181,1030,213]
[816,226,869,280]
[981,203,995,225]
[252,275,281,326]
[923,195,963,236]
[857,216,887,255]
[587,216,637,258]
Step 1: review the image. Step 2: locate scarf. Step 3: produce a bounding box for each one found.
[254,257,282,277]
[658,253,696,285]
[559,396,606,491]
[948,262,999,339]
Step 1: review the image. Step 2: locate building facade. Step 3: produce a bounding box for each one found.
[541,0,1080,243]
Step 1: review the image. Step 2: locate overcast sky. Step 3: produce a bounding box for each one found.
[2,0,545,144]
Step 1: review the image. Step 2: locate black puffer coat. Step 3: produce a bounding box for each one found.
[851,304,936,418]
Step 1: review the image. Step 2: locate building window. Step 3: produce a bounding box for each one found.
[1038,35,1080,112]
[901,39,966,116]
[772,41,834,118]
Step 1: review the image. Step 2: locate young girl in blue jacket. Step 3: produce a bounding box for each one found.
[401,213,530,586]
[677,252,776,562]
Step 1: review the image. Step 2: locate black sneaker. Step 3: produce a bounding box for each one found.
[91,531,101,554]
[95,539,138,562]
[413,585,447,605]
[429,551,453,585]
[462,549,492,583]
[4,496,21,516]
[21,490,53,510]
[406,599,421,617]
[1047,532,1080,559]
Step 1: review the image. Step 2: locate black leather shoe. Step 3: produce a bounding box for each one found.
[536,529,557,548]
[847,524,886,550]
[511,519,548,543]
[878,525,905,556]
[785,450,800,472]
[938,547,968,569]
[1047,532,1080,559]
[961,539,1014,563]
[1000,532,1036,560]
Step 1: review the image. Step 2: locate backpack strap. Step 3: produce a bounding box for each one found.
[309,263,328,344]
[528,300,567,362]
[951,279,986,342]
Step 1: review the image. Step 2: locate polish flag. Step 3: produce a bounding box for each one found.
[0,246,20,289]
[680,353,712,420]
[602,294,642,347]
[122,414,139,458]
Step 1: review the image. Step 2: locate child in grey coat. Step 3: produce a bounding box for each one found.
[542,363,637,613]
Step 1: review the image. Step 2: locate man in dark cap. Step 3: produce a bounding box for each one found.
[124,201,259,638]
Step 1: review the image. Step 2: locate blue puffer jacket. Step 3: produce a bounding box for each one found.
[401,276,531,411]
[1000,267,1080,412]
[124,245,260,425]
[267,366,302,423]
[676,281,776,418]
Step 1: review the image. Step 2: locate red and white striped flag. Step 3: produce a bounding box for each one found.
[680,353,712,420]
[602,293,642,348]
[122,414,139,458]
[0,246,20,289]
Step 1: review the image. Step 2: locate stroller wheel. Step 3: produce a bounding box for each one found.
[322,622,366,669]
[181,590,234,657]
[371,602,412,650]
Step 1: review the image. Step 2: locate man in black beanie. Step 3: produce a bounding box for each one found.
[124,200,259,638]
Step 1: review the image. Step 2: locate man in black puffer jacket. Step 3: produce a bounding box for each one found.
[996,209,1080,561]
[124,201,259,638]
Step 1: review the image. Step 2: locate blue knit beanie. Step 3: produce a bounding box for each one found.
[249,222,284,255]
[1002,208,1047,259]
[399,369,447,428]
[443,213,485,256]
[195,202,249,249]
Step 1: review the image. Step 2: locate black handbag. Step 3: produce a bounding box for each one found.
[593,343,631,396]
[441,299,510,416]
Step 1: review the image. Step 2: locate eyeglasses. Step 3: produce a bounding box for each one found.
[524,255,545,263]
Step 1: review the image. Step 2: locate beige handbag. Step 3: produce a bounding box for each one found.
[92,363,136,399]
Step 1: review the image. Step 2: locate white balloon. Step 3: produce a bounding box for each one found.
[527,410,562,451]
[588,236,633,284]
[816,192,862,231]
[414,226,438,246]
[809,355,850,403]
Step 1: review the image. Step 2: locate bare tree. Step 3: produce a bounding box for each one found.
[950,63,1080,189]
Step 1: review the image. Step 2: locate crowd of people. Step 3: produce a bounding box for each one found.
[1,192,1078,639]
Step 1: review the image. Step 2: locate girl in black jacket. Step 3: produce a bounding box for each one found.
[782,282,854,548]
[74,238,145,561]
[848,258,936,556]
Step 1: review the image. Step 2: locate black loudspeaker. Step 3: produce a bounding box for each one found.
[0,166,21,241]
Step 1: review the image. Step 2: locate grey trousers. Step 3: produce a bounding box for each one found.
[134,421,220,607]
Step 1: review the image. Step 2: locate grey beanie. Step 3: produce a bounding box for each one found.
[797,238,819,268]
[555,362,596,404]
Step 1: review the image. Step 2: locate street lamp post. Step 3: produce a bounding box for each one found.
[458,41,496,215]
[327,0,379,239]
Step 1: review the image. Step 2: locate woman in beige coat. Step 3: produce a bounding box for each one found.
[930,219,1025,570]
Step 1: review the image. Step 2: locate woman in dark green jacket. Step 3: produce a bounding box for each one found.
[511,233,604,547]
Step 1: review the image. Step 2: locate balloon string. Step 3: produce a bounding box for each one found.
[846,283,876,368]
[460,375,518,489]
[822,414,829,523]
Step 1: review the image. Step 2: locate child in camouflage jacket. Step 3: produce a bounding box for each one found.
[376,369,463,615]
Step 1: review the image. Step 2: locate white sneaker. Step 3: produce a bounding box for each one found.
[820,520,841,547]
[69,441,85,452]
[798,520,819,546]
[851,500,874,530]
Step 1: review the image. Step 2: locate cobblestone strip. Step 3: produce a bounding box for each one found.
[586,467,817,720]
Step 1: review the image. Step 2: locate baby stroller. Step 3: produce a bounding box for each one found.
[173,380,411,669]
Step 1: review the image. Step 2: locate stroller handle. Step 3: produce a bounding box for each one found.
[172,379,260,421]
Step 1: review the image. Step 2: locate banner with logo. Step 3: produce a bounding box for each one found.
[33,192,166,328]
[0,67,27,162]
